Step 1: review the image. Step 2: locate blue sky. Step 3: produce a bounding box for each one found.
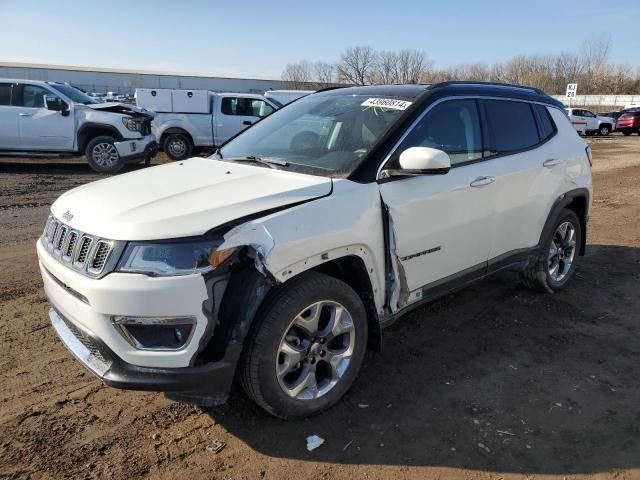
[1,0,638,78]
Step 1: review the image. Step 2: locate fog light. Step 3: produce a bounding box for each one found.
[112,316,196,350]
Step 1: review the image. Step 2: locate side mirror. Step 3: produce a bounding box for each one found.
[391,146,451,176]
[46,95,70,116]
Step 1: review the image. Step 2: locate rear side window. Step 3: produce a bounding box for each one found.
[533,104,556,141]
[483,100,539,155]
[395,99,483,166]
[0,83,11,106]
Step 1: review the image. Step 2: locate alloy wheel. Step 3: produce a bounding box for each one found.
[275,300,355,400]
[548,221,577,282]
[91,143,118,167]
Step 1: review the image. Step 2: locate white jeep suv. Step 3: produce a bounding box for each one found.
[38,82,592,419]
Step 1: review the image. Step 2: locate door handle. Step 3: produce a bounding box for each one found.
[18,112,33,116]
[242,120,252,126]
[543,158,562,167]
[470,176,495,187]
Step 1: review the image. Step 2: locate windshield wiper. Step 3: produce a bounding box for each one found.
[222,155,288,169]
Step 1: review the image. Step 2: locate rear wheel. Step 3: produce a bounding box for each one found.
[163,133,193,161]
[85,136,123,174]
[520,209,581,293]
[240,272,368,419]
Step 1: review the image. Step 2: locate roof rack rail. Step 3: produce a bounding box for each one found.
[431,81,545,95]
[313,85,349,93]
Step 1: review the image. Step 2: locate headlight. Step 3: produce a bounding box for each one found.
[121,117,142,131]
[116,239,238,276]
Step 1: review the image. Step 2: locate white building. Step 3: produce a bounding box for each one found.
[0,61,289,95]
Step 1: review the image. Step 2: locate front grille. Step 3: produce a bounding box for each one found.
[141,118,152,135]
[88,241,112,274]
[63,231,78,259]
[42,214,122,278]
[76,236,93,265]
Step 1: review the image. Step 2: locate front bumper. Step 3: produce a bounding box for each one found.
[114,134,158,162]
[49,307,238,396]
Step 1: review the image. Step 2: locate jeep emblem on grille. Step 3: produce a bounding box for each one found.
[62,210,74,222]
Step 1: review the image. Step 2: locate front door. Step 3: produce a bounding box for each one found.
[378,99,495,307]
[15,84,75,150]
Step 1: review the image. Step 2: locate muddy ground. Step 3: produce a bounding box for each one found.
[1,136,639,479]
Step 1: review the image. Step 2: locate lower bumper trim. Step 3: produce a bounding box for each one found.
[49,308,239,401]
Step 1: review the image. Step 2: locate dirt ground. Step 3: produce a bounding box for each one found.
[1,135,639,480]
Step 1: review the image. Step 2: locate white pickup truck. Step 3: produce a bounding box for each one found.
[136,89,280,160]
[565,107,615,136]
[0,79,157,173]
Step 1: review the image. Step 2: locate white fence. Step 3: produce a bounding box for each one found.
[551,95,640,107]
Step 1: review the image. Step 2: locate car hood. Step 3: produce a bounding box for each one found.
[51,158,332,240]
[85,102,154,118]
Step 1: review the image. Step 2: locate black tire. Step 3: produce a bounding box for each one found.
[240,272,368,420]
[520,209,582,293]
[622,131,632,136]
[598,124,611,136]
[163,133,193,161]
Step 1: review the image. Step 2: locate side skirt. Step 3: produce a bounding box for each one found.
[379,246,539,329]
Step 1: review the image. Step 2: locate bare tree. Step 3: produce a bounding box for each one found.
[372,51,399,84]
[337,46,376,85]
[314,62,335,88]
[281,61,312,89]
[581,33,611,93]
[396,49,429,84]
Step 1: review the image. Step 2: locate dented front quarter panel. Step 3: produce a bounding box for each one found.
[220,179,387,313]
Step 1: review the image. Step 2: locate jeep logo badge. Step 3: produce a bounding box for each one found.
[62,210,74,222]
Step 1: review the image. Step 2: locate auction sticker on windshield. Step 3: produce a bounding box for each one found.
[361,98,412,110]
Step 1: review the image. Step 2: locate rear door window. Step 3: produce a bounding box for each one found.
[0,83,12,105]
[483,100,539,155]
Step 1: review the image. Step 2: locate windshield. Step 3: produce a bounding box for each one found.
[217,94,412,177]
[50,84,98,105]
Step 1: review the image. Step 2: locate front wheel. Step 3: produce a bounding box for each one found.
[598,124,611,136]
[163,133,193,161]
[520,209,582,293]
[85,136,123,174]
[240,272,368,419]
[622,131,632,136]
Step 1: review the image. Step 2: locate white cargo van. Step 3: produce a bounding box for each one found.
[136,89,280,160]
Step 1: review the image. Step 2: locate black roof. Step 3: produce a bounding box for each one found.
[315,81,563,108]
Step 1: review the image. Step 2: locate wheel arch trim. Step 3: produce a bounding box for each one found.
[539,188,590,256]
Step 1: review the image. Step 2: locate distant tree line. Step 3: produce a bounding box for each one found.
[281,34,640,95]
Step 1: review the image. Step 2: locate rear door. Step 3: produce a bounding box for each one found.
[14,83,75,150]
[0,82,20,148]
[481,99,565,260]
[214,96,276,144]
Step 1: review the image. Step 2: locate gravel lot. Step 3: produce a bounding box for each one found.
[1,136,639,479]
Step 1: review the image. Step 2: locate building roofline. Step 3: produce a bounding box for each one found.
[0,60,285,82]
